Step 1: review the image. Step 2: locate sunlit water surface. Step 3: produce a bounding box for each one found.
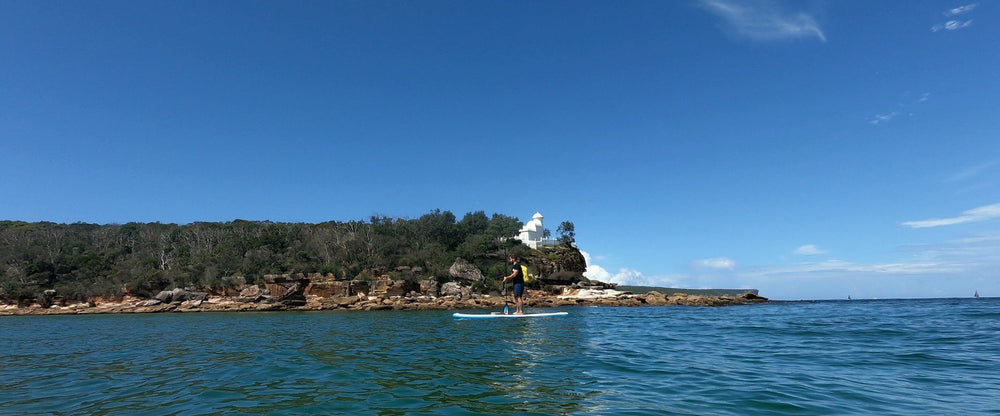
[2,298,998,415]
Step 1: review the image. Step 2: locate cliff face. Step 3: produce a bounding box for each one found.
[523,244,588,284]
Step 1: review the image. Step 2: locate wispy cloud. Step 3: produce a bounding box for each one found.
[902,202,1000,228]
[947,161,998,182]
[794,244,827,255]
[699,0,826,42]
[582,228,1000,299]
[868,92,930,125]
[903,232,1000,269]
[743,259,963,277]
[693,257,736,269]
[932,20,974,32]
[933,3,978,32]
[945,3,979,16]
[869,111,899,125]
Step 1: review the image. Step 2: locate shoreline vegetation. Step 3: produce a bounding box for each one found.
[0,213,768,316]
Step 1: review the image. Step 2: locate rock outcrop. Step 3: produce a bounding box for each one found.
[448,258,485,283]
[0,282,767,315]
[523,244,588,284]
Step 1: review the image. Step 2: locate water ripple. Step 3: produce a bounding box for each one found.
[2,299,1000,414]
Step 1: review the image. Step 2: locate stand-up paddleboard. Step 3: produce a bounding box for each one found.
[452,311,568,319]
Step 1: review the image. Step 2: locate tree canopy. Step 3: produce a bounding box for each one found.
[0,211,528,301]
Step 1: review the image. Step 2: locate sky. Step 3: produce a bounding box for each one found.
[1,0,998,300]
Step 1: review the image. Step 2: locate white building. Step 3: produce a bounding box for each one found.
[518,212,558,249]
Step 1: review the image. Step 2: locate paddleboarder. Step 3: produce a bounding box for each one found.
[502,255,525,315]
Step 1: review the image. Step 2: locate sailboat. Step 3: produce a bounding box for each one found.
[974,290,980,299]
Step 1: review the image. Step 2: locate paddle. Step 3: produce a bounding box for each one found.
[503,280,511,315]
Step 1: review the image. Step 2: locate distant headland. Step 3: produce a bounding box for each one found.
[1,275,767,316]
[0,212,767,315]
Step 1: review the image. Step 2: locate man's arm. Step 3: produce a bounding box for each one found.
[502,267,516,282]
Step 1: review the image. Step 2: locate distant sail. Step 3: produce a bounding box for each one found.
[974,291,980,298]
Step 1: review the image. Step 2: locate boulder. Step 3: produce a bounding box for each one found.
[171,287,187,302]
[186,291,209,302]
[306,281,354,297]
[449,258,484,283]
[154,290,175,303]
[276,282,306,306]
[419,279,439,296]
[440,282,465,297]
[643,291,670,306]
[239,285,264,302]
[264,274,311,298]
[155,288,209,303]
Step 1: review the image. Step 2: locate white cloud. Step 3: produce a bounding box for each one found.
[693,257,736,269]
[932,20,974,32]
[583,263,611,281]
[699,0,826,42]
[583,263,679,287]
[794,244,827,255]
[902,203,1000,228]
[869,93,932,125]
[581,250,679,286]
[933,4,978,32]
[945,3,979,16]
[947,161,997,182]
[869,111,899,125]
[580,229,1000,300]
[744,259,963,277]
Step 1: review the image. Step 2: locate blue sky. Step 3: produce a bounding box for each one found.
[2,0,998,300]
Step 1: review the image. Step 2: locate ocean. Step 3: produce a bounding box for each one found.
[1,298,998,415]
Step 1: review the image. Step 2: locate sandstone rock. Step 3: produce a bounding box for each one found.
[643,291,669,306]
[187,292,209,302]
[743,293,768,302]
[264,274,312,298]
[277,282,306,306]
[154,290,175,303]
[239,285,264,302]
[440,282,464,297]
[331,295,359,308]
[369,276,417,297]
[448,258,484,283]
[306,281,353,297]
[419,279,439,296]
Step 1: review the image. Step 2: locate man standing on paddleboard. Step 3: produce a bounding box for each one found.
[502,255,525,315]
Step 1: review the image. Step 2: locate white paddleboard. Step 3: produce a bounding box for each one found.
[452,311,568,319]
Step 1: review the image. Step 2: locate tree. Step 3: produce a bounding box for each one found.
[0,210,558,301]
[557,221,575,245]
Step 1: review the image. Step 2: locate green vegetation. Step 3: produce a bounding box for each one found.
[0,210,544,302]
[557,221,575,245]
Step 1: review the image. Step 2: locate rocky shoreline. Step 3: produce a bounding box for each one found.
[0,284,768,316]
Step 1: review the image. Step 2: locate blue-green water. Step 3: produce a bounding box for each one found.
[2,298,999,415]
